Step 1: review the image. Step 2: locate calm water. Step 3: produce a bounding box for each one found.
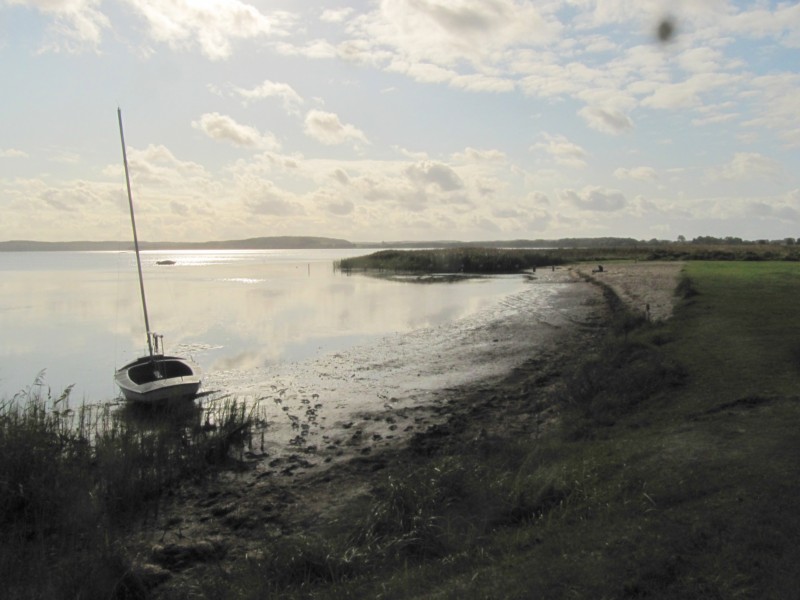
[0,249,533,401]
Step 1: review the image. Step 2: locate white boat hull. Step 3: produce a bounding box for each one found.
[115,355,201,403]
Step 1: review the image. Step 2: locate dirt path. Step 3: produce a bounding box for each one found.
[572,261,685,321]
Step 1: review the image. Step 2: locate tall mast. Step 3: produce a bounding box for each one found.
[117,108,154,359]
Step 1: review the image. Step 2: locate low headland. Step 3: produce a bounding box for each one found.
[2,247,800,599]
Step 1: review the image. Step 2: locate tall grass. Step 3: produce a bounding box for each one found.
[336,248,564,274]
[0,381,257,599]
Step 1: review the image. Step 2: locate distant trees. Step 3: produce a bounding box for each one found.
[687,236,797,246]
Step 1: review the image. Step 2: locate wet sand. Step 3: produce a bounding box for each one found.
[133,262,684,594]
[199,268,605,477]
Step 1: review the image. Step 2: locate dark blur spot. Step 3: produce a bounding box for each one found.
[657,16,676,42]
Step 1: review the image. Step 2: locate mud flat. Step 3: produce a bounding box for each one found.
[198,268,606,477]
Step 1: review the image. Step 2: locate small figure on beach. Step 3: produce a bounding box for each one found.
[592,264,604,273]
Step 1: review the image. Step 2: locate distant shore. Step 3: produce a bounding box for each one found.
[3,236,797,257]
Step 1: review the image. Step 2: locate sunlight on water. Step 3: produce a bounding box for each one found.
[0,249,535,401]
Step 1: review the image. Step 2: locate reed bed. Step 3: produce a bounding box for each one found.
[335,248,565,274]
[0,379,259,599]
[335,244,800,275]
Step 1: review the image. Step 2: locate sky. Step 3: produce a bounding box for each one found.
[1,0,799,244]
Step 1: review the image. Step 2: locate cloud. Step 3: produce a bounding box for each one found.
[243,181,305,216]
[642,72,740,110]
[559,186,627,211]
[710,152,782,181]
[123,144,208,186]
[232,80,304,114]
[329,168,350,185]
[405,161,464,191]
[746,201,798,221]
[614,166,658,182]
[742,74,800,147]
[677,47,723,73]
[9,0,109,52]
[534,134,588,168]
[303,110,369,146]
[274,38,338,59]
[353,0,560,69]
[192,113,280,150]
[451,147,506,163]
[323,198,355,216]
[724,3,800,47]
[128,0,291,60]
[578,106,633,134]
[320,8,353,23]
[0,148,29,159]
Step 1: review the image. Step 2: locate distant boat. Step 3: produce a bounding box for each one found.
[156,259,176,265]
[114,108,201,403]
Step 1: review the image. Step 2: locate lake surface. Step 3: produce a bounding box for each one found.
[0,249,536,401]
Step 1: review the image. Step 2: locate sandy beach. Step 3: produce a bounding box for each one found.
[573,261,684,322]
[134,261,685,594]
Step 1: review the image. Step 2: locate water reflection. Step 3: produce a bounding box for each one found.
[0,250,529,400]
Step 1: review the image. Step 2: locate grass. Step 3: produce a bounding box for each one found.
[214,260,800,599]
[0,385,259,599]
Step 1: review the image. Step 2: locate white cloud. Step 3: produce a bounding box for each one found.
[742,74,800,147]
[323,198,355,216]
[274,38,338,59]
[8,0,109,52]
[0,148,29,159]
[232,80,304,114]
[710,152,782,181]
[451,147,506,163]
[559,186,627,211]
[4,0,800,243]
[724,3,800,47]
[303,110,369,146]
[353,0,561,69]
[614,166,658,182]
[677,46,723,73]
[642,72,740,110]
[124,144,208,186]
[128,0,292,60]
[320,8,353,23]
[192,113,280,150]
[578,106,634,134]
[534,134,588,168]
[405,161,464,192]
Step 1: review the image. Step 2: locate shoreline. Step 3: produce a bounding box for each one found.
[132,262,685,595]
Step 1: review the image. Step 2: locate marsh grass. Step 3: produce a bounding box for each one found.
[336,248,564,274]
[336,244,800,275]
[0,383,257,599]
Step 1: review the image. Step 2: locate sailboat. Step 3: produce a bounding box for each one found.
[114,108,202,403]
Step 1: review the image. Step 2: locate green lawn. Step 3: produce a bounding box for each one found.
[669,261,800,401]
